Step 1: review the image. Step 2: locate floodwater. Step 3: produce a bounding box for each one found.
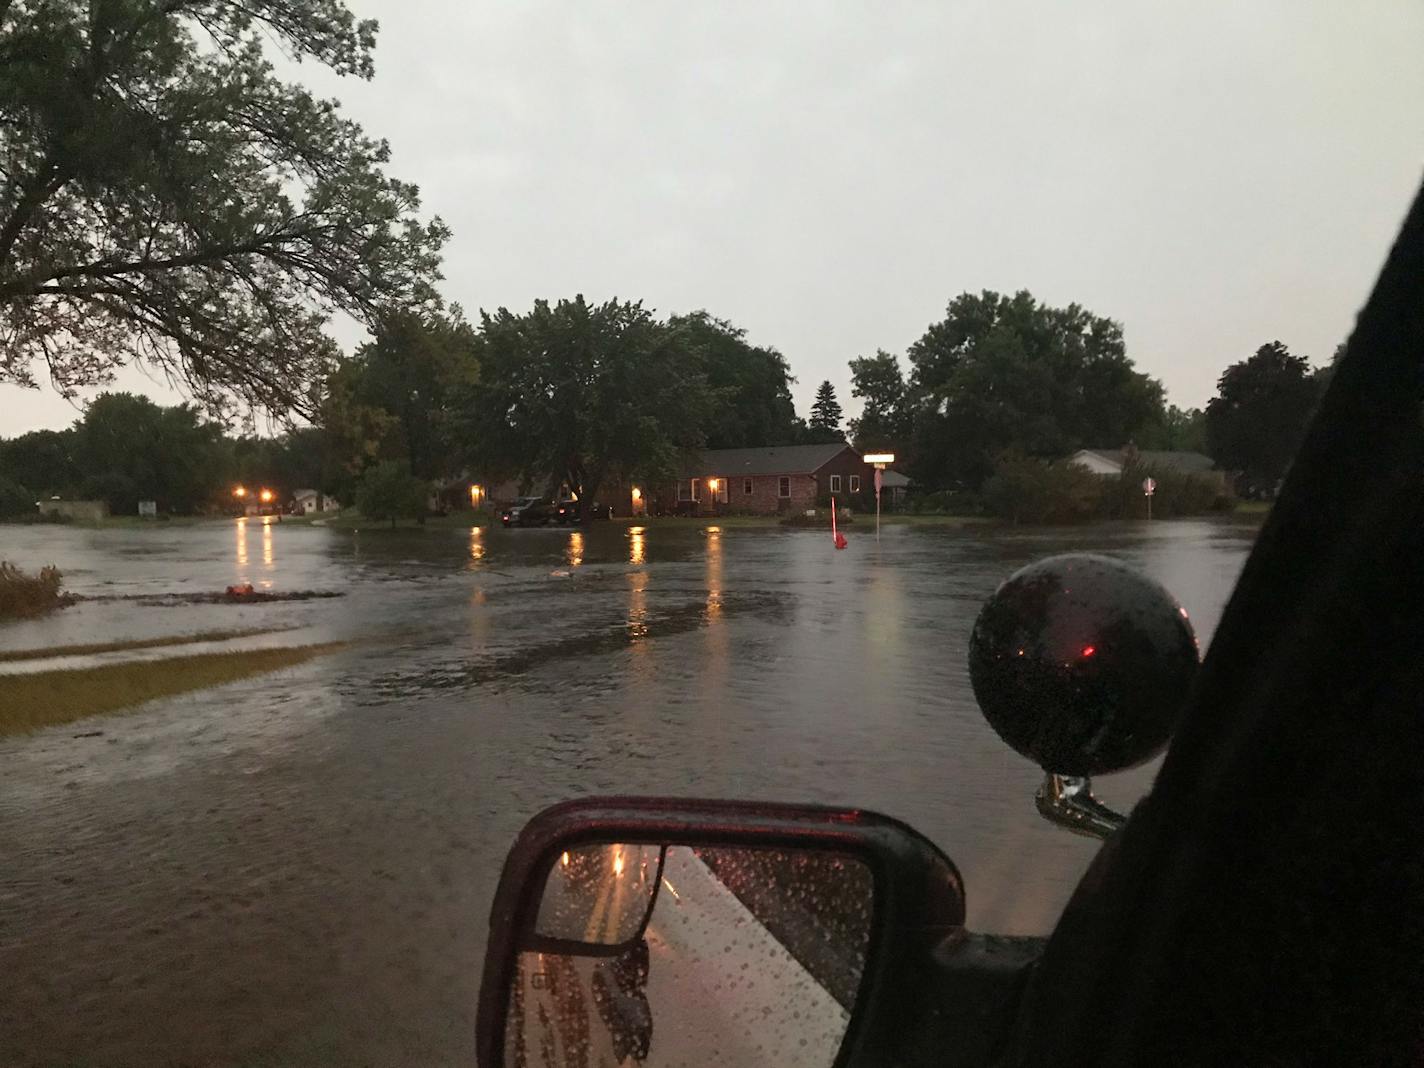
[0,516,1259,1065]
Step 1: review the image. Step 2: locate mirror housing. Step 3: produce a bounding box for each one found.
[969,553,1200,777]
[476,796,968,1067]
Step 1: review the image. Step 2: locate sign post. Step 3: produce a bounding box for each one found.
[864,453,895,542]
[1142,476,1157,521]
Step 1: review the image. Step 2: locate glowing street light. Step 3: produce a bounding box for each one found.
[258,488,274,504]
[233,486,247,498]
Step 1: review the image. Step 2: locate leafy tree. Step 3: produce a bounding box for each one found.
[1138,405,1208,453]
[458,296,709,521]
[1205,341,1319,495]
[806,380,844,443]
[70,392,226,512]
[0,0,447,418]
[906,290,1165,489]
[322,308,477,481]
[0,428,79,496]
[671,311,799,448]
[354,459,428,527]
[847,350,909,449]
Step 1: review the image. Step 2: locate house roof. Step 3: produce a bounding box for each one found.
[680,443,854,478]
[1136,450,1215,473]
[1073,448,1216,474]
[879,469,911,488]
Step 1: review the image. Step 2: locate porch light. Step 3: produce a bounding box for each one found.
[631,487,642,501]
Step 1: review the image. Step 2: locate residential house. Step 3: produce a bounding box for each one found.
[1068,447,1224,487]
[649,443,875,516]
[291,488,342,515]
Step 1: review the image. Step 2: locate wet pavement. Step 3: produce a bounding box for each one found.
[0,516,1258,1065]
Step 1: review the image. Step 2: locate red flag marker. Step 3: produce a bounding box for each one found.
[831,497,848,550]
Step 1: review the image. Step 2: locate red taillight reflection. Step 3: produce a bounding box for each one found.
[1081,645,1096,658]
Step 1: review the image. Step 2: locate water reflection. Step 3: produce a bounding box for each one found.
[629,526,646,566]
[567,530,584,568]
[260,517,275,588]
[235,517,248,568]
[470,526,485,564]
[705,528,722,621]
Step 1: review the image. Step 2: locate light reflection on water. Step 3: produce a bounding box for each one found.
[0,516,1261,1065]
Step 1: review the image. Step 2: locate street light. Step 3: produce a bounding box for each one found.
[864,453,896,541]
[259,488,274,504]
[233,486,247,498]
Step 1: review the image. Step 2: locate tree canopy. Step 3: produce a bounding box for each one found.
[671,311,800,449]
[321,308,477,485]
[847,350,909,449]
[1205,341,1321,494]
[457,296,709,517]
[903,290,1166,489]
[0,0,447,418]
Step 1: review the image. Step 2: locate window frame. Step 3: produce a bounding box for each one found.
[850,475,861,493]
[829,474,842,493]
[743,477,754,496]
[778,476,791,498]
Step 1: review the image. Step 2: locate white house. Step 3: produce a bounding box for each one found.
[292,489,342,515]
[1068,448,1218,479]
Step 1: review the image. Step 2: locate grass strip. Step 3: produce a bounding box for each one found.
[0,627,291,664]
[0,642,345,737]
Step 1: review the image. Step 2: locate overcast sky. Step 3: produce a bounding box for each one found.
[4,0,1423,436]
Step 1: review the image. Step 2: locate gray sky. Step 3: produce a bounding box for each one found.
[4,0,1423,435]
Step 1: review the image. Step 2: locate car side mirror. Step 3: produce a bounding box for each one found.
[968,553,1200,837]
[476,797,966,1067]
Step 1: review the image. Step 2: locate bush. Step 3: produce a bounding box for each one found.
[355,461,430,527]
[0,475,35,519]
[982,454,1104,524]
[908,488,983,515]
[0,562,69,620]
[1098,462,1235,519]
[982,454,1234,524]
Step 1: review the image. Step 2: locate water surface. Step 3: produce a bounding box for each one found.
[0,517,1258,1064]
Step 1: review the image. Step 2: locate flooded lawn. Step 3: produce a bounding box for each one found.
[0,516,1258,1065]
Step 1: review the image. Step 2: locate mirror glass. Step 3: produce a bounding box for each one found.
[535,842,665,945]
[505,844,874,1067]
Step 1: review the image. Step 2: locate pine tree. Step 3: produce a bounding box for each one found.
[808,381,844,442]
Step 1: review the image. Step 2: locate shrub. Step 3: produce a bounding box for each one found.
[0,475,35,519]
[909,488,983,515]
[355,461,430,527]
[982,454,1234,524]
[1099,462,1235,519]
[0,562,69,620]
[982,454,1104,524]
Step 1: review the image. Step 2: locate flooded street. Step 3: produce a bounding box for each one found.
[0,517,1258,1065]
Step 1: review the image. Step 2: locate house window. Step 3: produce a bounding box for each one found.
[849,475,861,492]
[691,477,701,502]
[829,475,842,493]
[778,476,791,498]
[743,477,753,495]
[716,478,729,504]
[679,478,698,502]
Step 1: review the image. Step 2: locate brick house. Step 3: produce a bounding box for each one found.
[647,443,875,516]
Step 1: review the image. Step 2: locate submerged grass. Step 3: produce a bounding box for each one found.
[0,642,345,737]
[0,626,291,663]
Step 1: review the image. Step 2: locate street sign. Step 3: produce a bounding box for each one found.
[1142,477,1157,496]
